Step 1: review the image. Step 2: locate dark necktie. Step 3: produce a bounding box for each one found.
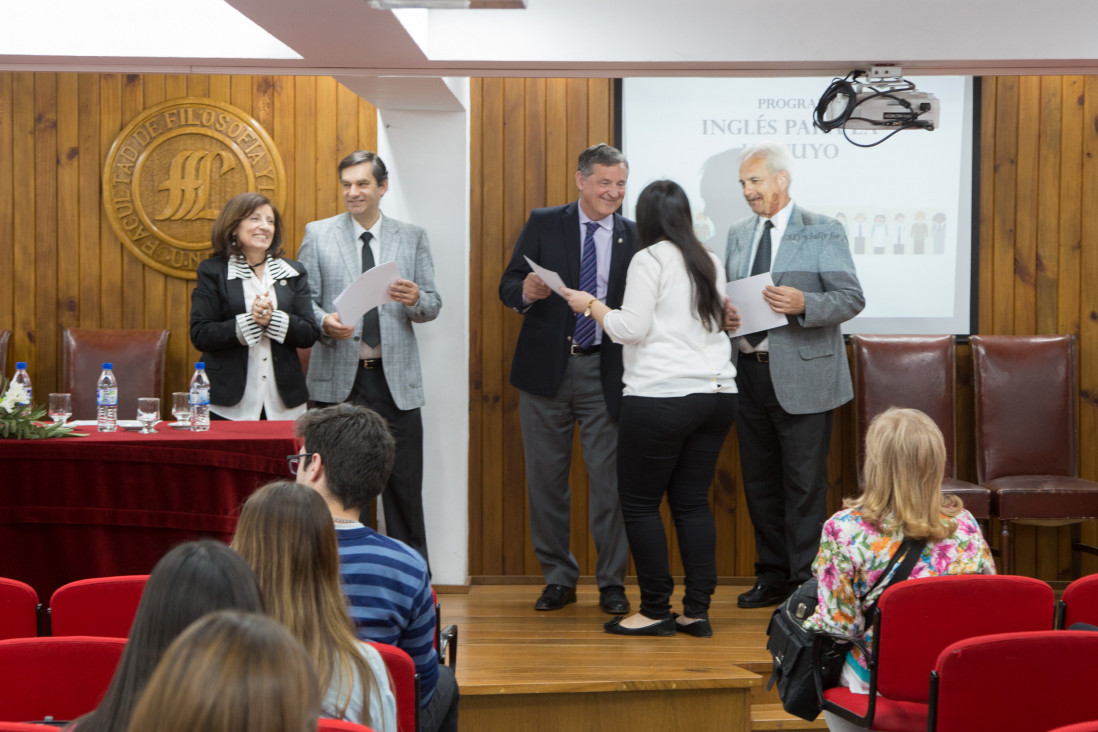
[360,231,381,348]
[746,219,774,347]
[573,221,600,348]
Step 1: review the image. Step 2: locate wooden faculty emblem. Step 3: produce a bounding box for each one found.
[102,98,287,280]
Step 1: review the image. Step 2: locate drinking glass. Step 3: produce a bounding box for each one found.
[48,393,72,426]
[136,397,160,434]
[171,392,191,426]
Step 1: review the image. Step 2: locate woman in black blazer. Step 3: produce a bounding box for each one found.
[190,193,319,420]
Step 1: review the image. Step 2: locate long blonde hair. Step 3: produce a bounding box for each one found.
[125,610,319,732]
[232,481,382,727]
[847,407,962,541]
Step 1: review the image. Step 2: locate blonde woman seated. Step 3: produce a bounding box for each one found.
[126,610,319,732]
[233,481,396,732]
[802,407,995,732]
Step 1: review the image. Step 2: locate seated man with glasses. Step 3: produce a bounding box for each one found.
[288,403,458,732]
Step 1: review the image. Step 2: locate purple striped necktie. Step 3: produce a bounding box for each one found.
[573,221,600,348]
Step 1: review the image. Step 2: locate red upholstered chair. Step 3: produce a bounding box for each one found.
[0,636,126,723]
[970,334,1098,576]
[0,724,64,731]
[928,631,1098,732]
[49,575,148,638]
[1047,723,1098,732]
[1057,573,1098,629]
[0,578,39,641]
[820,574,1054,732]
[851,334,989,519]
[317,720,375,731]
[61,328,169,420]
[365,641,420,732]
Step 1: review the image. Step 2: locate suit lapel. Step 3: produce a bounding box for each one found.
[606,213,629,305]
[379,215,400,269]
[335,213,360,276]
[772,205,807,284]
[560,203,582,287]
[729,218,757,279]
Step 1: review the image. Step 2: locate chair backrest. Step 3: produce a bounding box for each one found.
[0,578,39,642]
[931,631,1098,732]
[49,575,148,638]
[0,723,66,731]
[364,641,419,732]
[317,719,375,732]
[61,328,170,420]
[0,636,126,722]
[1060,573,1098,628]
[1047,723,1098,732]
[873,574,1054,703]
[971,334,1077,483]
[852,334,959,481]
[0,330,10,381]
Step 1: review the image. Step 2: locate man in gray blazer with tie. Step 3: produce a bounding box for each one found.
[724,143,864,608]
[297,150,441,566]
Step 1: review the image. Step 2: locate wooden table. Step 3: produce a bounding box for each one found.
[0,421,295,599]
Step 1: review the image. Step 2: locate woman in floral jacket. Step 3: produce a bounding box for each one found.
[803,407,995,731]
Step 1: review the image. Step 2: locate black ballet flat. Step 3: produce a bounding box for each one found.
[672,613,713,638]
[603,615,676,637]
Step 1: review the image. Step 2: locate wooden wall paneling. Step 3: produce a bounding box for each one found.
[230,74,251,114]
[475,78,505,575]
[98,75,123,329]
[314,77,339,227]
[977,78,996,335]
[1058,77,1083,337]
[544,79,568,205]
[1077,76,1098,576]
[120,75,145,333]
[163,74,194,396]
[0,73,12,377]
[467,78,487,576]
[500,78,528,575]
[76,74,101,332]
[1036,76,1063,336]
[518,78,547,576]
[140,76,168,370]
[186,75,207,97]
[357,93,378,165]
[56,73,81,384]
[293,77,317,261]
[991,77,1019,336]
[272,76,296,245]
[208,74,230,103]
[34,73,59,394]
[12,73,36,378]
[334,83,360,197]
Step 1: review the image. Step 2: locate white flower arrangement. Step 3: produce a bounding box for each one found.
[0,376,82,439]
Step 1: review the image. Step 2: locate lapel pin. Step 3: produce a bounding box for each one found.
[279,279,287,286]
[617,237,623,244]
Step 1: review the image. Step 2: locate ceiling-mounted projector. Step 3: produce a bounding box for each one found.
[814,66,939,147]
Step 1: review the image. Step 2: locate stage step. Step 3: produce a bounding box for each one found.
[751,703,829,730]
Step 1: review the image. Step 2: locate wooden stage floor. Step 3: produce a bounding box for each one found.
[441,584,824,731]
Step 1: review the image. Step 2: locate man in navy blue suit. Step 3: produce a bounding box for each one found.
[499,144,638,614]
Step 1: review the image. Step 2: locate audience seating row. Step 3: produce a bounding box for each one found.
[0,574,148,640]
[817,573,1098,732]
[853,333,1098,575]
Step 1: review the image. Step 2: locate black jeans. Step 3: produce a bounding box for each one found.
[617,392,736,619]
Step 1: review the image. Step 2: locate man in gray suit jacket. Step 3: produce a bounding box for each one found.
[724,143,864,608]
[297,150,441,566]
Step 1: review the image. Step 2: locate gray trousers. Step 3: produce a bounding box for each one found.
[518,353,628,589]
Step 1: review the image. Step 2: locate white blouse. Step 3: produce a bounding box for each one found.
[602,240,736,398]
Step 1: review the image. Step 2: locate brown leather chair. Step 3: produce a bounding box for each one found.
[62,328,170,420]
[971,334,1098,576]
[852,334,990,519]
[0,330,11,380]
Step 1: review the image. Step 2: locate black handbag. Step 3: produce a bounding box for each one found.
[765,538,925,721]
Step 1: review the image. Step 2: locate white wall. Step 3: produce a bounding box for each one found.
[376,80,471,585]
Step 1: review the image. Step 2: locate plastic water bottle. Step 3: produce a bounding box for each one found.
[189,362,211,432]
[12,362,32,414]
[96,363,118,432]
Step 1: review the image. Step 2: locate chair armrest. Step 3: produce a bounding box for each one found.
[439,623,458,670]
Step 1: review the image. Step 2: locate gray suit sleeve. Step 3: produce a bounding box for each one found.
[295,222,334,342]
[800,221,865,328]
[405,228,441,323]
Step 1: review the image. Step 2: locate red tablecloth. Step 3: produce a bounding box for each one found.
[0,421,296,599]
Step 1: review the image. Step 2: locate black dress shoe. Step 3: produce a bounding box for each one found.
[672,613,713,637]
[535,584,577,611]
[604,615,676,637]
[737,582,789,609]
[598,586,631,614]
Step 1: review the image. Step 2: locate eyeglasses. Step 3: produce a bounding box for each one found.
[285,452,317,476]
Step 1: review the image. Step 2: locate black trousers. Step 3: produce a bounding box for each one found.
[320,363,428,568]
[735,358,832,589]
[617,392,736,619]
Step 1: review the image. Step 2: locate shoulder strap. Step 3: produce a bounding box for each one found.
[862,538,927,617]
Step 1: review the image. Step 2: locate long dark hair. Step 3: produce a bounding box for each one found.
[635,179,724,331]
[73,540,264,732]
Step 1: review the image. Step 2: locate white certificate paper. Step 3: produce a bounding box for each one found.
[333,261,400,323]
[726,273,789,336]
[523,256,568,298]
